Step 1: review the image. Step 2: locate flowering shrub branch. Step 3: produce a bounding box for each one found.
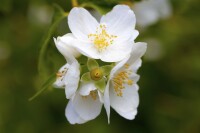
[30,0,148,124]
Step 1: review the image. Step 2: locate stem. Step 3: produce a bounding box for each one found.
[71,0,78,7]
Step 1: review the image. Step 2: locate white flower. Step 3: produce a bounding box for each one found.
[104,42,147,122]
[53,34,80,99]
[61,5,139,62]
[133,0,172,27]
[65,82,103,124]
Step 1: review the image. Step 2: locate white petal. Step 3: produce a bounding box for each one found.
[65,100,87,124]
[72,91,102,121]
[110,83,139,120]
[53,64,69,88]
[68,7,99,41]
[54,35,76,63]
[100,5,137,42]
[79,82,96,96]
[58,33,81,58]
[109,56,130,78]
[133,1,159,27]
[72,40,100,59]
[103,82,111,123]
[131,59,142,73]
[64,61,80,99]
[127,42,147,65]
[133,0,172,27]
[157,0,172,19]
[98,91,104,103]
[100,41,132,62]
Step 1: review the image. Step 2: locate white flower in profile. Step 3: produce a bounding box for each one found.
[133,0,172,27]
[104,42,147,122]
[61,5,139,62]
[65,82,103,124]
[53,34,80,99]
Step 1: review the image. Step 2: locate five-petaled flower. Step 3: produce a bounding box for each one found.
[60,5,139,62]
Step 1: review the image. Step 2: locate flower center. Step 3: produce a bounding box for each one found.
[112,63,133,97]
[88,24,117,51]
[90,68,103,81]
[82,90,97,101]
[56,67,68,81]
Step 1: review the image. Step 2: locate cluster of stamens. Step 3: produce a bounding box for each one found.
[88,24,117,51]
[82,90,97,101]
[112,64,133,97]
[56,67,68,81]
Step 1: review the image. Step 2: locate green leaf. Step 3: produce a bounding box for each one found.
[95,78,106,93]
[101,65,113,76]
[87,58,99,71]
[38,4,68,79]
[29,73,56,101]
[81,72,91,82]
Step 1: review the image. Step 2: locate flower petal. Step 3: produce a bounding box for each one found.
[100,5,137,42]
[72,40,100,59]
[64,61,80,99]
[65,100,87,124]
[54,34,77,63]
[109,55,130,78]
[68,7,99,41]
[130,59,142,73]
[104,82,111,123]
[72,91,102,121]
[100,41,133,62]
[79,82,96,96]
[53,63,69,88]
[127,42,147,65]
[57,33,81,58]
[109,82,139,120]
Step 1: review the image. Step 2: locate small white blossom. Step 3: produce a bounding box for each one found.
[133,0,172,27]
[61,5,139,62]
[53,34,80,99]
[104,42,147,122]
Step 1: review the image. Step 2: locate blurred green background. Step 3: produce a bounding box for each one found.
[0,0,200,133]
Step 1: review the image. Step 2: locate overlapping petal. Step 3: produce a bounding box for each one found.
[104,42,147,121]
[100,5,137,43]
[54,36,80,99]
[65,101,87,124]
[65,82,103,124]
[68,7,98,41]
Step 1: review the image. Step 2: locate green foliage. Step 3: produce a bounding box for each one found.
[29,73,56,101]
[38,4,67,80]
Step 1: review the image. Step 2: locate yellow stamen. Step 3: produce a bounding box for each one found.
[90,90,97,100]
[81,90,97,100]
[56,68,68,80]
[88,24,117,51]
[112,64,134,97]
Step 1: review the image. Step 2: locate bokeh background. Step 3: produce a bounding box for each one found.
[0,0,200,133]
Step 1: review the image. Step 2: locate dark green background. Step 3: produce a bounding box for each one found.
[0,0,200,133]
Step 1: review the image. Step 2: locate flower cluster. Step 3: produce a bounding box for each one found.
[53,5,147,124]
